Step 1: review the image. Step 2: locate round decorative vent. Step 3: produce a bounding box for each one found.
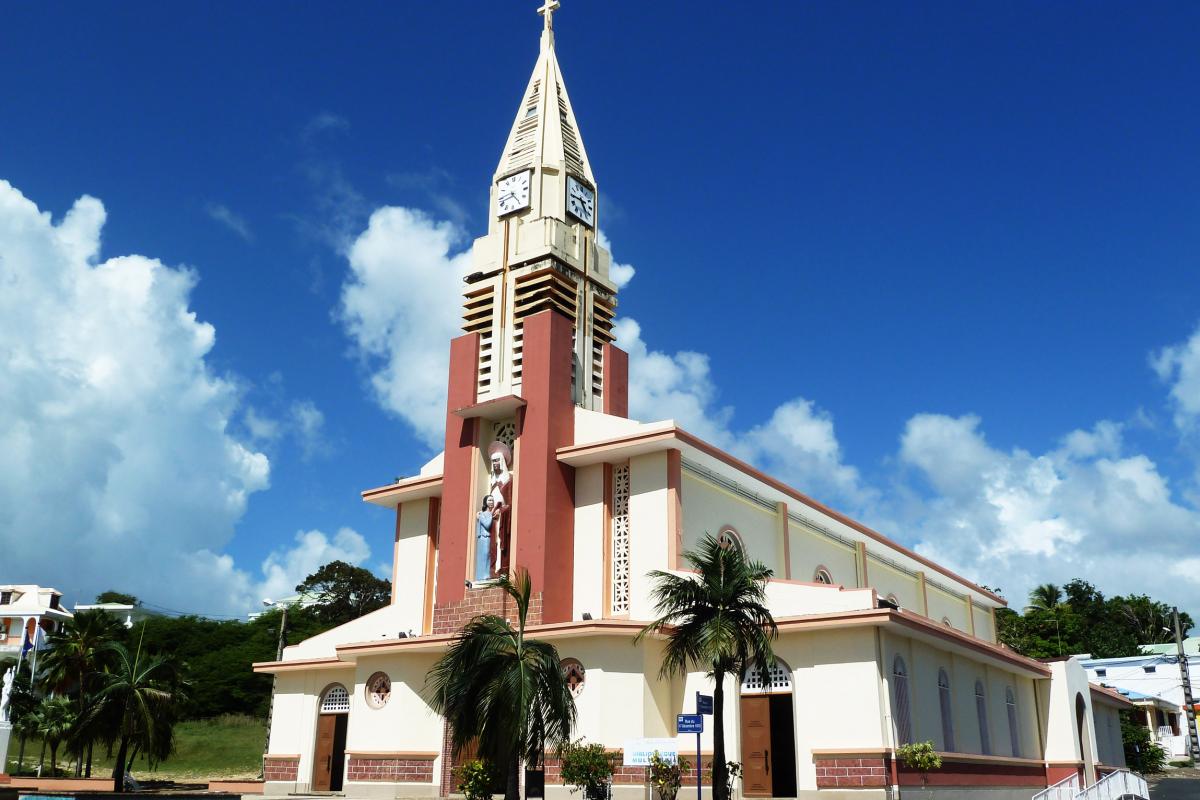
[561,658,586,697]
[365,672,391,709]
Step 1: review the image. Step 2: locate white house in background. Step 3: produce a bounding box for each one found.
[1081,650,1200,758]
[73,601,157,630]
[254,6,1138,800]
[0,585,73,656]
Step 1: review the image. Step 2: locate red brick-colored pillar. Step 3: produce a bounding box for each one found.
[514,310,576,623]
[436,333,480,607]
[602,343,629,418]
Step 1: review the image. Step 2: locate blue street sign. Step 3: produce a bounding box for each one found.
[696,693,713,715]
[677,714,704,734]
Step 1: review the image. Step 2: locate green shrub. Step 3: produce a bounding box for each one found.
[649,750,692,800]
[1169,759,1194,768]
[1121,715,1167,774]
[559,739,615,800]
[896,742,943,773]
[455,759,498,800]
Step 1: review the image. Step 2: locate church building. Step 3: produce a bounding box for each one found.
[257,6,1133,799]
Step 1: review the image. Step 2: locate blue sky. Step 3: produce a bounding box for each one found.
[2,2,1199,619]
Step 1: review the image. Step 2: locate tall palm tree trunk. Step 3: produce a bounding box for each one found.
[86,741,94,777]
[712,668,728,800]
[112,735,130,792]
[505,751,520,800]
[17,735,27,774]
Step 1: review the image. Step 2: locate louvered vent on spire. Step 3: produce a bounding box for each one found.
[495,7,593,186]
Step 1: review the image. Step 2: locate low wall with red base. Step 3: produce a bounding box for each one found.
[814,750,1050,791]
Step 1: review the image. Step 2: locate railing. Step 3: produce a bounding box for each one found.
[1155,725,1174,741]
[1075,769,1148,800]
[1032,772,1079,800]
[1032,768,1149,800]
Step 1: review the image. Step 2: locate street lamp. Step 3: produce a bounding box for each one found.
[260,599,289,778]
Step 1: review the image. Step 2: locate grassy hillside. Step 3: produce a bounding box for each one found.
[6,714,266,780]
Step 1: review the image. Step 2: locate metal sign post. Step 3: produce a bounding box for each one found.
[696,693,713,800]
[677,714,704,800]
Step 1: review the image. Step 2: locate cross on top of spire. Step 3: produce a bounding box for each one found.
[537,0,560,32]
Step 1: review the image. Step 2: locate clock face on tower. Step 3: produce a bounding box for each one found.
[566,175,595,227]
[496,170,532,216]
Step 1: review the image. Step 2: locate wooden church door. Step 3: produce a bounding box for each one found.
[740,695,772,796]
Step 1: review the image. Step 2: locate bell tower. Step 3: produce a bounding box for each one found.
[461,0,618,411]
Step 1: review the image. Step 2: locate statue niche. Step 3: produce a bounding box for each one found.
[474,441,513,582]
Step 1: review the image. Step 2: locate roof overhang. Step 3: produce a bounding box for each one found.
[362,474,443,508]
[559,426,1006,607]
[1090,684,1137,709]
[453,394,527,421]
[252,656,351,674]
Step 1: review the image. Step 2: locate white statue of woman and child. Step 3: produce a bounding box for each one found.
[475,441,513,583]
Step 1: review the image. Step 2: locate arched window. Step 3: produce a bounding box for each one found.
[938,669,955,752]
[1006,686,1021,757]
[813,566,833,585]
[741,658,793,694]
[892,656,913,745]
[320,683,350,713]
[885,594,900,607]
[717,527,743,552]
[975,680,991,755]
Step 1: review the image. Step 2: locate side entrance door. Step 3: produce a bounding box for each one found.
[740,695,772,797]
[739,688,797,798]
[313,713,348,791]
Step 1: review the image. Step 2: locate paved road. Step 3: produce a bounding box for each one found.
[1149,776,1200,799]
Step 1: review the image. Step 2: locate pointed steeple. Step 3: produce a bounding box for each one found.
[464,2,616,413]
[495,0,594,188]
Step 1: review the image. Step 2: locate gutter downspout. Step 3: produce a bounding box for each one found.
[873,627,899,800]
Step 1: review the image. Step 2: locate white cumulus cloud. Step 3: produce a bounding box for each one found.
[257,527,372,604]
[337,207,469,447]
[1153,322,1200,432]
[896,413,1200,608]
[0,180,278,614]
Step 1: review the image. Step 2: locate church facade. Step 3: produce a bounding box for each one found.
[256,7,1130,799]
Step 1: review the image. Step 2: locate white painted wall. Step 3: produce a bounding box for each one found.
[1044,659,1099,769]
[393,498,432,633]
[880,632,1040,759]
[628,451,669,621]
[268,667,357,791]
[925,583,970,632]
[868,558,922,611]
[788,525,858,587]
[681,472,780,574]
[572,463,605,621]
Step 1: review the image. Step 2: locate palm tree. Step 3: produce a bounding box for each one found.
[425,569,576,800]
[636,533,778,800]
[1025,584,1063,613]
[27,695,77,776]
[92,639,179,791]
[39,610,122,775]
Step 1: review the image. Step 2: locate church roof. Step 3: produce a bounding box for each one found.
[495,3,594,185]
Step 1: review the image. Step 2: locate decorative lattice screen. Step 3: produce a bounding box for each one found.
[741,660,792,694]
[320,684,350,713]
[610,463,631,614]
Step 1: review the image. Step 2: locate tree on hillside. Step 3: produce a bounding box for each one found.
[1026,584,1064,612]
[94,640,182,791]
[637,534,777,800]
[96,591,140,606]
[296,561,390,626]
[27,695,77,776]
[425,570,576,800]
[40,609,124,775]
[997,579,1192,660]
